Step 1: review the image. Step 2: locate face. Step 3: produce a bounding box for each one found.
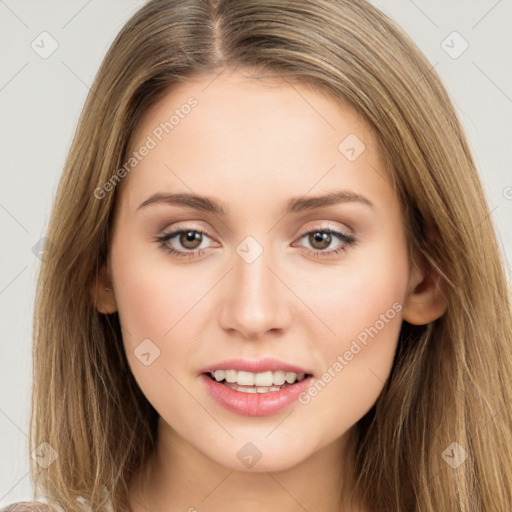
[106,69,414,473]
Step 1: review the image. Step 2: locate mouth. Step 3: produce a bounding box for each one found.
[199,358,315,415]
[204,369,313,393]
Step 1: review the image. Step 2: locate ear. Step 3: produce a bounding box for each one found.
[89,260,117,314]
[402,250,448,325]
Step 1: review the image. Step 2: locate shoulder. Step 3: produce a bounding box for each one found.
[0,503,58,512]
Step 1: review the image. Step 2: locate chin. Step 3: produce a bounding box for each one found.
[203,436,315,473]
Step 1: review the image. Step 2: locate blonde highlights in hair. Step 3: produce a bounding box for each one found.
[30,1,512,510]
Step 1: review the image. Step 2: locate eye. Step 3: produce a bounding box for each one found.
[293,227,356,258]
[154,228,216,259]
[154,226,356,260]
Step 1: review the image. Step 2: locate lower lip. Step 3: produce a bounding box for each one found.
[200,374,313,417]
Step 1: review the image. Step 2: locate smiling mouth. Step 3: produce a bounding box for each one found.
[205,369,312,394]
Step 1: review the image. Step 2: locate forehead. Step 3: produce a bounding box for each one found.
[130,69,374,148]
[118,70,392,216]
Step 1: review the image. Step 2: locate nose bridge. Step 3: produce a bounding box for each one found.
[220,234,290,337]
[236,236,273,298]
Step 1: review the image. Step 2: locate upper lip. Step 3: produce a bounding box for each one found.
[200,357,314,376]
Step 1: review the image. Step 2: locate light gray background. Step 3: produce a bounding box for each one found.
[1,0,511,504]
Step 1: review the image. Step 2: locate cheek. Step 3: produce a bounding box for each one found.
[109,238,210,411]
[309,232,408,346]
[297,234,408,432]
[111,229,215,341]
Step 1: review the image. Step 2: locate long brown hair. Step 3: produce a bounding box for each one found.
[30,0,512,510]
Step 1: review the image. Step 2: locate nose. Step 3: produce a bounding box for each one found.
[219,242,292,340]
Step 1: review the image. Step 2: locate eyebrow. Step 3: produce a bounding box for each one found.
[136,190,374,215]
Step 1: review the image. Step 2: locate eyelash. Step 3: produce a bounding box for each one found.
[154,226,356,260]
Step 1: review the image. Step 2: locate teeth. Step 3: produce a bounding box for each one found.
[225,369,237,383]
[239,387,257,394]
[254,371,273,386]
[273,371,286,385]
[210,369,308,387]
[222,381,287,393]
[237,370,255,386]
[285,372,297,384]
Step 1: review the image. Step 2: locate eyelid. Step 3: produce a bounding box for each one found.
[158,219,353,240]
[157,221,217,241]
[292,226,356,255]
[296,221,353,239]
[155,221,356,259]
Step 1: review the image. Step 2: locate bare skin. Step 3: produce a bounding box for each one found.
[93,68,446,512]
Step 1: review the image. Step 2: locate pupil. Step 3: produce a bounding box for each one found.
[311,231,330,249]
[181,231,201,248]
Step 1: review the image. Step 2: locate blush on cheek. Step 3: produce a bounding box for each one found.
[113,259,206,372]
[327,305,402,375]
[308,265,405,389]
[112,247,188,342]
[116,281,169,347]
[305,307,402,432]
[317,277,403,344]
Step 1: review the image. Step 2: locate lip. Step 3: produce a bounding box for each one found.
[199,357,314,376]
[200,373,314,417]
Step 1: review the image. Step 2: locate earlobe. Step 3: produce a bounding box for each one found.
[402,254,448,325]
[89,262,118,314]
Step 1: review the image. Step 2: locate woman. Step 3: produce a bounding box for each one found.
[5,0,512,510]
